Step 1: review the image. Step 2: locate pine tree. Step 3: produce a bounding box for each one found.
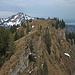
[14,28,24,41]
[29,40,34,52]
[8,33,15,53]
[55,18,59,29]
[20,29,24,37]
[59,19,65,29]
[44,27,51,54]
[14,31,19,41]
[26,19,30,34]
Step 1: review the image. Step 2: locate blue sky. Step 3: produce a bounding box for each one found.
[0,0,75,22]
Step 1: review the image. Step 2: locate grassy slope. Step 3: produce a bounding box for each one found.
[0,19,73,75]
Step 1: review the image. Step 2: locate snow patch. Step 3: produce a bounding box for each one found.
[32,17,34,20]
[64,53,70,58]
[41,64,43,67]
[16,27,19,30]
[4,18,9,21]
[29,71,31,73]
[25,15,31,20]
[29,69,33,74]
[1,19,3,22]
[32,25,34,28]
[34,57,37,58]
[29,53,32,55]
[29,32,31,34]
[14,15,18,19]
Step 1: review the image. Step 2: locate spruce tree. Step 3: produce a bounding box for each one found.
[44,27,51,54]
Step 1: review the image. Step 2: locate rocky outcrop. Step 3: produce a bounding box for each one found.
[0,37,30,75]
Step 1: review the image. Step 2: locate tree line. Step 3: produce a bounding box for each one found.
[52,18,65,29]
[0,23,26,67]
[0,26,15,67]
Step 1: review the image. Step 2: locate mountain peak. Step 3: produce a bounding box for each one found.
[0,12,34,27]
[17,12,25,16]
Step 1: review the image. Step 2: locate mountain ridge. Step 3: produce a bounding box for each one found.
[66,25,75,33]
[0,19,75,75]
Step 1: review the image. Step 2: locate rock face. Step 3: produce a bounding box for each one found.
[0,20,75,75]
[0,38,30,75]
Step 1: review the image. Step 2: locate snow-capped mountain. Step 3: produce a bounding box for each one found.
[0,12,34,27]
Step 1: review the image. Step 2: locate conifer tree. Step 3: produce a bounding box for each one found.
[44,27,51,54]
[26,19,30,34]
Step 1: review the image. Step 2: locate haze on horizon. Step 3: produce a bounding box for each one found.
[0,0,75,22]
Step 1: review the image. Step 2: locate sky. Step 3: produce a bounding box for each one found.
[0,0,75,22]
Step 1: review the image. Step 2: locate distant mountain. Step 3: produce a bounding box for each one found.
[66,25,75,33]
[0,12,34,27]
